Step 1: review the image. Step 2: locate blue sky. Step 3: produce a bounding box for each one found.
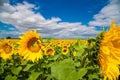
[0,0,120,38]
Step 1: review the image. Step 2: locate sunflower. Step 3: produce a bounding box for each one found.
[0,40,14,60]
[19,30,43,62]
[44,46,55,55]
[99,21,120,80]
[61,43,70,48]
[62,47,69,55]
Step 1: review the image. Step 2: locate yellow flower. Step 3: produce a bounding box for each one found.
[61,43,70,48]
[62,47,69,55]
[99,21,120,80]
[73,51,76,57]
[0,40,14,60]
[19,30,43,62]
[44,46,55,55]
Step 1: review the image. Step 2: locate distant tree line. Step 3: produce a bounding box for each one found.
[6,36,11,39]
[6,36,19,39]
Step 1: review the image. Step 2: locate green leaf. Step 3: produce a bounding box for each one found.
[5,75,17,80]
[73,39,85,57]
[65,70,80,80]
[28,72,41,80]
[74,61,80,67]
[11,66,22,75]
[66,68,87,80]
[77,68,87,79]
[88,74,99,80]
[0,66,4,74]
[21,60,28,65]
[48,54,59,61]
[23,64,34,71]
[51,59,75,80]
[51,58,87,80]
[46,75,54,80]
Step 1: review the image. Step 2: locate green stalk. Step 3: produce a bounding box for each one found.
[80,52,88,68]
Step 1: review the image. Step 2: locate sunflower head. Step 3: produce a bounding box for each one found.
[44,46,55,55]
[61,43,70,49]
[27,37,41,52]
[62,47,69,55]
[99,21,120,80]
[0,40,14,60]
[19,30,43,62]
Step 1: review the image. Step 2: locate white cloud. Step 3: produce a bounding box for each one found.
[1,0,120,38]
[0,1,99,38]
[89,0,120,26]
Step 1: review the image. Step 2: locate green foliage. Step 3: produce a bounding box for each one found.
[51,59,87,80]
[73,38,85,57]
[11,66,22,75]
[5,75,17,80]
[51,59,75,80]
[0,37,104,80]
[23,64,34,71]
[41,38,54,43]
[28,71,41,80]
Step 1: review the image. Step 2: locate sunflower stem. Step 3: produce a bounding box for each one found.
[80,52,88,68]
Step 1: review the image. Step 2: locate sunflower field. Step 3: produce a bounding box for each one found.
[0,21,120,80]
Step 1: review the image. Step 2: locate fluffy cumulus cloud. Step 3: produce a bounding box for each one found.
[89,0,120,26]
[0,0,120,38]
[1,0,120,38]
[0,1,99,38]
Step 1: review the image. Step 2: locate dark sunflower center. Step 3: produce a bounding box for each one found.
[27,37,41,52]
[63,49,67,52]
[46,48,53,55]
[4,44,12,54]
[63,45,68,48]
